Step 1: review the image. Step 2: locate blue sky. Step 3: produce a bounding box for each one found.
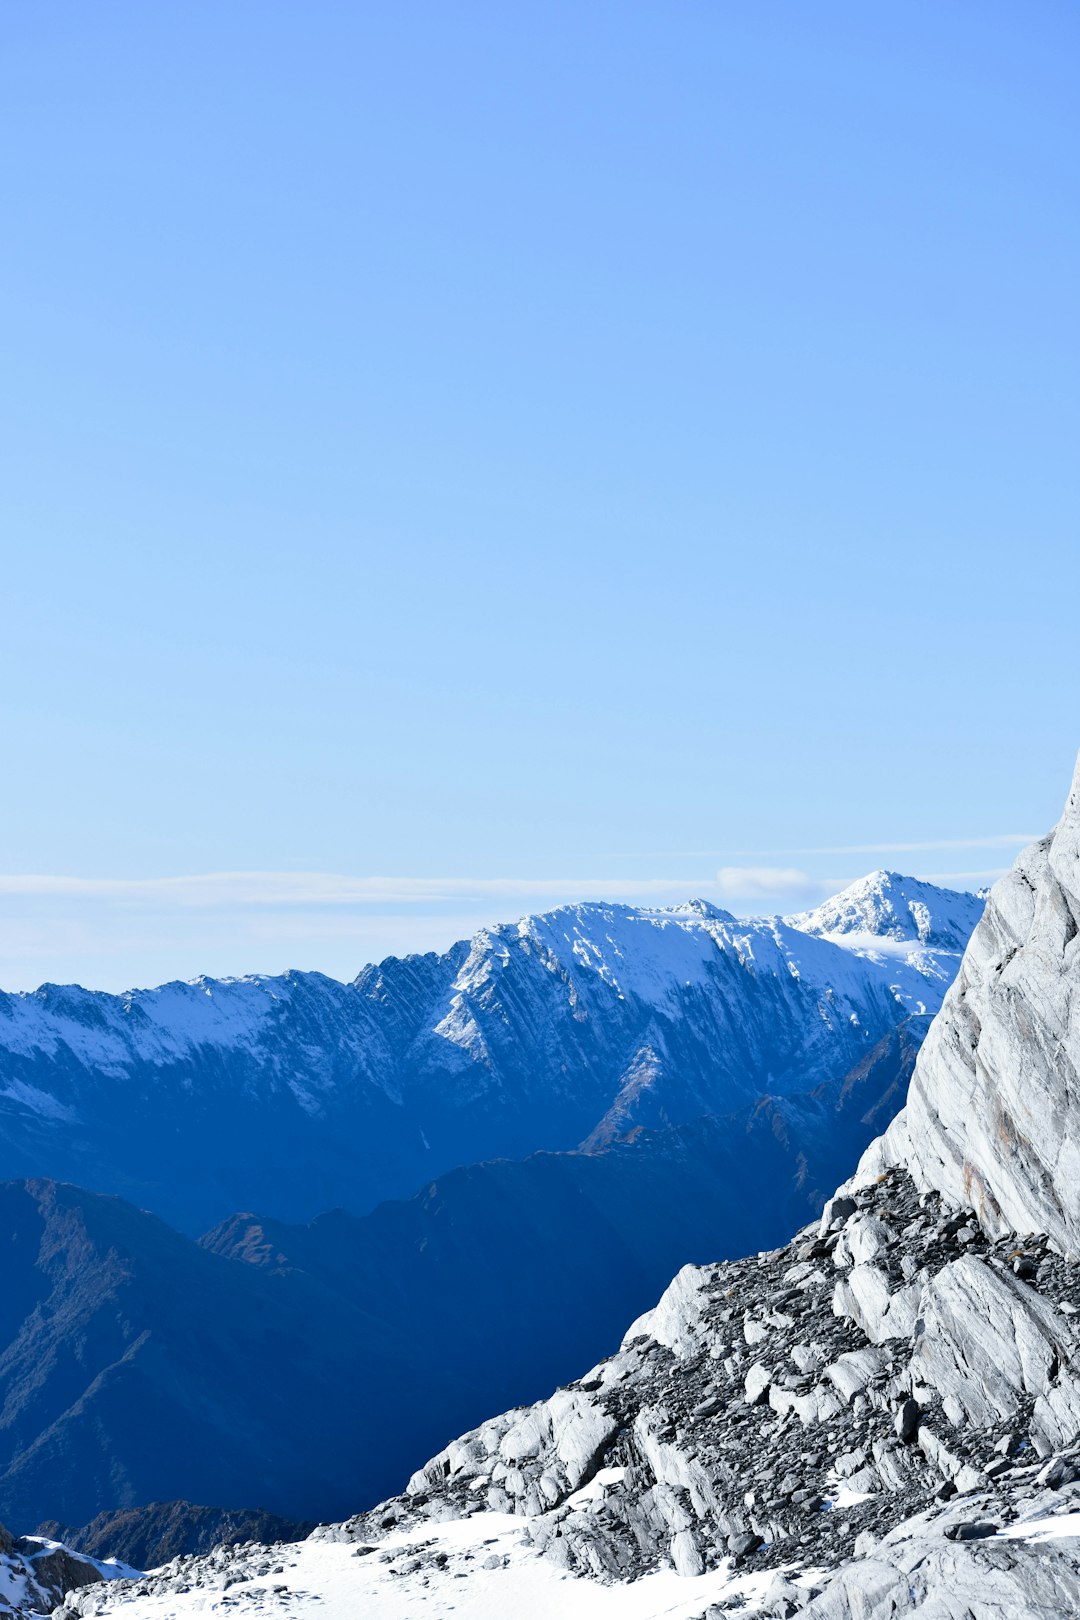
[2,1,1078,989]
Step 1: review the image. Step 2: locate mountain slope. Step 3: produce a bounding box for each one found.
[0,876,981,1233]
[36,1503,312,1571]
[0,1018,917,1536]
[0,1180,466,1530]
[0,1524,135,1618]
[205,1015,924,1426]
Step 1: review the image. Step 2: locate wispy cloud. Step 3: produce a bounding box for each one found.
[714,866,814,898]
[731,835,1038,858]
[0,871,770,908]
[608,834,1038,859]
[0,859,1006,912]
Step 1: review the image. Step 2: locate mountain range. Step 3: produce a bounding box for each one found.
[0,872,981,1234]
[0,874,990,1581]
[0,872,983,1564]
[48,756,1080,1619]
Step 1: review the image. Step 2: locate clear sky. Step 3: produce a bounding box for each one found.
[2,1,1078,990]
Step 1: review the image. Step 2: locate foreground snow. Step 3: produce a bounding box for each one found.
[60,1502,1080,1620]
[68,1513,818,1618]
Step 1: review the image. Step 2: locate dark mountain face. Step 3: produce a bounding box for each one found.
[0,1180,465,1530]
[0,880,982,1542]
[0,1017,920,1536]
[37,1503,313,1571]
[205,1020,925,1422]
[0,882,979,1234]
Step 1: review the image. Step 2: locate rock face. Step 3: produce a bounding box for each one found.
[61,1165,1080,1619]
[861,757,1080,1253]
[0,877,980,1233]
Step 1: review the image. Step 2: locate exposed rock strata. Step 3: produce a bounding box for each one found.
[861,757,1080,1252]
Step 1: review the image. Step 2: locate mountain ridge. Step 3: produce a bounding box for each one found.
[0,874,982,1234]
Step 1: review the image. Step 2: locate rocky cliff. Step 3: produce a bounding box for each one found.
[859,757,1080,1253]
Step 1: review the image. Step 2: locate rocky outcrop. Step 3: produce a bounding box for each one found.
[60,1162,1080,1617]
[0,1525,134,1618]
[859,758,1080,1252]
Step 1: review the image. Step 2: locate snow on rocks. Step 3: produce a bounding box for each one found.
[53,1175,1080,1617]
[0,870,981,1234]
[0,1527,136,1619]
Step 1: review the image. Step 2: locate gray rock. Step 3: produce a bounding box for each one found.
[894,1398,920,1444]
[859,757,1080,1256]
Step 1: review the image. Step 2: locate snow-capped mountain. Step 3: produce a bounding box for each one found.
[0,872,982,1542]
[789,869,984,951]
[0,873,982,1233]
[60,763,1080,1619]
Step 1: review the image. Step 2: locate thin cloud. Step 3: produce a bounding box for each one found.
[910,868,1011,886]
[0,871,738,908]
[714,866,815,898]
[0,862,997,921]
[608,834,1038,859]
[732,835,1038,857]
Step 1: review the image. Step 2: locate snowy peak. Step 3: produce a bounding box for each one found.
[0,871,984,1235]
[787,870,984,952]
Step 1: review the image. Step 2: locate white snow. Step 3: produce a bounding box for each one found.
[826,1485,878,1511]
[0,872,983,1128]
[0,1538,137,1616]
[85,1514,793,1618]
[788,871,983,952]
[998,1511,1080,1542]
[452,886,972,1037]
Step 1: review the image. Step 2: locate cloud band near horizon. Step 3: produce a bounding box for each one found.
[0,864,1013,909]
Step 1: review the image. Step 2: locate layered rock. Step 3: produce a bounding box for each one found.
[861,756,1080,1252]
